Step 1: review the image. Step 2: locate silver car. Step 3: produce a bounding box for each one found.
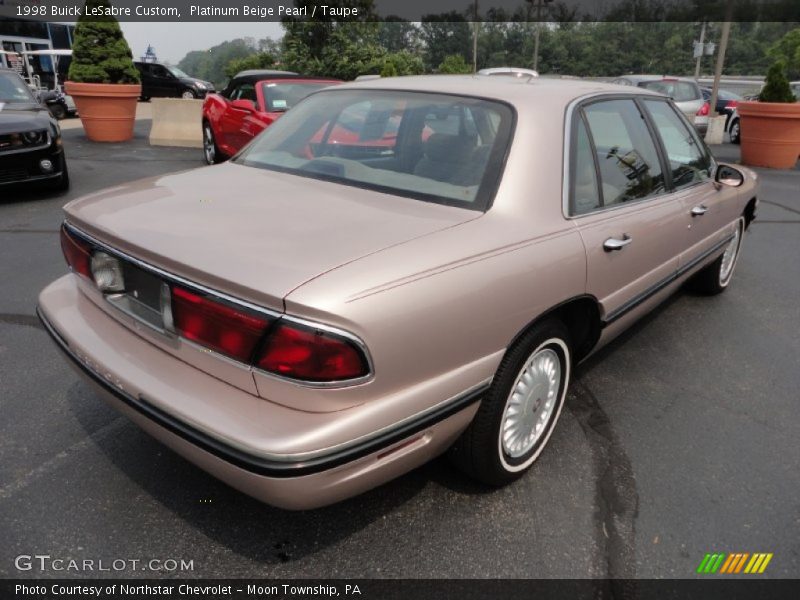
[612,75,706,132]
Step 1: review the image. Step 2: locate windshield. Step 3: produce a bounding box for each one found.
[168,66,191,79]
[0,72,35,103]
[235,90,514,210]
[261,82,335,112]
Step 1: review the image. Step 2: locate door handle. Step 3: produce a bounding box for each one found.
[603,235,632,252]
[691,205,708,216]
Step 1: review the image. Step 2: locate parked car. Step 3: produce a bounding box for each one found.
[201,70,340,164]
[611,75,706,132]
[39,76,758,509]
[727,107,742,144]
[0,68,69,190]
[134,61,215,101]
[791,81,800,99]
[700,87,741,132]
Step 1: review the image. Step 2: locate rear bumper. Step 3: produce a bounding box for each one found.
[38,275,482,509]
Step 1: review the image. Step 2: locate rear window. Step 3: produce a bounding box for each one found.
[261,82,334,112]
[235,90,514,210]
[641,80,700,102]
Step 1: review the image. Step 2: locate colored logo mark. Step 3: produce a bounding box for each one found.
[697,552,773,574]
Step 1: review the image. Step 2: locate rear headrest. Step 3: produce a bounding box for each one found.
[423,133,474,162]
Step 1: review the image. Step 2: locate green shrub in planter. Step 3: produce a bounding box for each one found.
[759,61,796,103]
[68,0,140,84]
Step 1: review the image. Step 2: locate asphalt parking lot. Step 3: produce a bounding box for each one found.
[1,120,798,579]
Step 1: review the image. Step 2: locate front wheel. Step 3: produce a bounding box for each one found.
[48,103,66,120]
[689,217,744,295]
[450,319,571,486]
[729,118,740,144]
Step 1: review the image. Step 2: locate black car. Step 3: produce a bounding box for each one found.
[134,62,215,100]
[0,68,69,191]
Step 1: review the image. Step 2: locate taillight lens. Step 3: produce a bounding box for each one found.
[725,100,738,109]
[257,322,369,382]
[171,286,272,362]
[60,226,92,279]
[697,102,710,116]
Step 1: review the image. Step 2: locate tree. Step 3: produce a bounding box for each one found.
[768,27,800,80]
[67,0,139,84]
[378,17,421,53]
[225,53,277,78]
[438,54,472,74]
[420,14,472,72]
[177,39,256,87]
[759,61,796,102]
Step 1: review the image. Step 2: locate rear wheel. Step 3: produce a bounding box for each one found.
[48,104,66,120]
[181,89,197,100]
[450,319,571,486]
[689,217,744,295]
[729,118,740,144]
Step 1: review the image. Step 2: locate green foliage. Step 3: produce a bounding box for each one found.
[380,61,398,78]
[224,53,276,78]
[419,15,472,72]
[178,39,259,88]
[437,54,472,75]
[759,61,797,103]
[67,0,139,84]
[768,27,800,80]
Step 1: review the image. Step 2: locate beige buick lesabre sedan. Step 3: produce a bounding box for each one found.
[39,76,758,509]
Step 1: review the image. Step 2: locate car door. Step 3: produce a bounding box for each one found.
[149,64,175,97]
[569,97,686,328]
[219,82,257,152]
[641,98,739,269]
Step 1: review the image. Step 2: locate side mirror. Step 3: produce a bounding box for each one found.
[230,99,255,112]
[715,164,744,188]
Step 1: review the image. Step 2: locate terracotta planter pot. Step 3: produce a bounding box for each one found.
[64,82,142,143]
[737,101,800,169]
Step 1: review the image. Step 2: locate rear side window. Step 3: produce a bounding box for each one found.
[643,99,712,188]
[580,99,666,209]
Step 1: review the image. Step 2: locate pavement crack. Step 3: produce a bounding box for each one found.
[568,378,639,594]
[760,199,800,216]
[0,313,44,330]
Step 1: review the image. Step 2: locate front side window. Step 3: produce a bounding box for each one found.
[231,83,256,103]
[581,99,666,208]
[236,90,514,210]
[644,99,712,188]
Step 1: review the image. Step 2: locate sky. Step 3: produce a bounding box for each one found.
[120,22,285,64]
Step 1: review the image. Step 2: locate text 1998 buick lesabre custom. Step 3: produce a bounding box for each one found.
[38,76,757,509]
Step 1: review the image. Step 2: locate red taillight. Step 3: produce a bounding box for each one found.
[257,322,368,382]
[725,100,738,109]
[60,226,92,278]
[697,102,710,116]
[171,286,272,362]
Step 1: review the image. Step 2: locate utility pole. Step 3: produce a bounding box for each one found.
[694,21,706,79]
[530,0,553,73]
[708,9,733,131]
[473,0,479,73]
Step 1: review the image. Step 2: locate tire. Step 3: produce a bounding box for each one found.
[202,122,223,165]
[140,96,150,102]
[689,217,745,295]
[729,118,740,144]
[181,89,197,100]
[450,319,572,486]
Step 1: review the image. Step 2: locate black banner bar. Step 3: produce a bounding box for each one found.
[2,0,800,23]
[3,579,800,600]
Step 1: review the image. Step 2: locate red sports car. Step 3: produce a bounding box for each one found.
[201,70,340,164]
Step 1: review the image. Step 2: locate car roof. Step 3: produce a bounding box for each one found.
[333,75,662,108]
